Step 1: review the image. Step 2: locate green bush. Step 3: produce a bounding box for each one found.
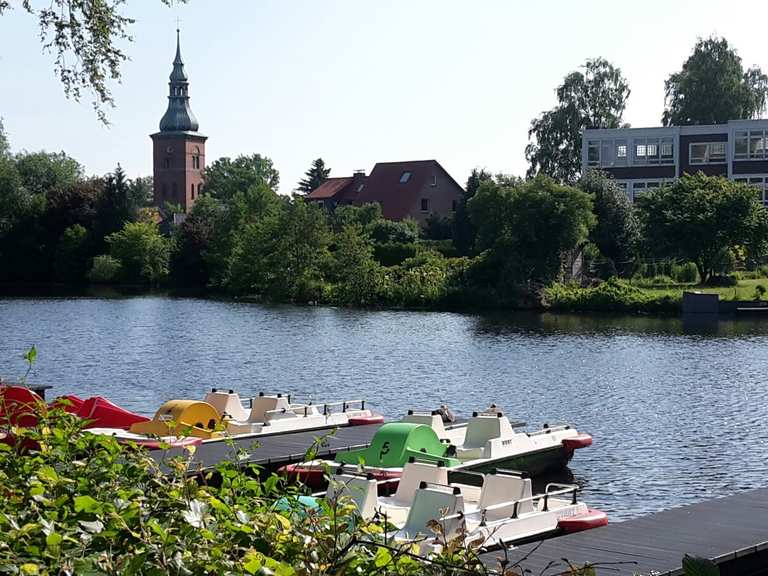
[545,277,681,314]
[754,284,767,300]
[86,254,122,284]
[373,242,418,267]
[671,262,699,284]
[0,409,491,575]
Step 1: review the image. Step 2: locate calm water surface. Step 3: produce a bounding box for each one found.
[1,296,767,521]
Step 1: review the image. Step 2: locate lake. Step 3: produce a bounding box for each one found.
[1,295,767,521]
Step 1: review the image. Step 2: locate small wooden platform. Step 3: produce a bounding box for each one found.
[480,487,768,575]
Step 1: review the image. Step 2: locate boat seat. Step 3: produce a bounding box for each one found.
[203,389,249,421]
[401,413,446,438]
[248,394,291,423]
[397,485,465,540]
[326,473,377,519]
[479,473,534,521]
[384,461,448,507]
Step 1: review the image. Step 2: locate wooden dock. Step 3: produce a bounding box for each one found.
[189,422,383,471]
[480,487,768,575]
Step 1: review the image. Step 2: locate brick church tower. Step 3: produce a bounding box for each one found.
[151,30,206,212]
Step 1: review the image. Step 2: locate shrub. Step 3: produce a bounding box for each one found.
[704,274,738,287]
[671,262,699,284]
[373,242,418,266]
[545,277,681,314]
[0,409,491,575]
[87,254,122,284]
[754,284,767,300]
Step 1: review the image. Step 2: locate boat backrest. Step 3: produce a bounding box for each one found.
[463,414,515,449]
[400,485,465,539]
[479,473,534,515]
[326,473,377,519]
[394,461,449,505]
[402,412,446,438]
[203,390,249,421]
[249,395,291,423]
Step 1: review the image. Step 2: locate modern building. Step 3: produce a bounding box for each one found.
[306,160,464,225]
[582,119,768,205]
[150,30,207,212]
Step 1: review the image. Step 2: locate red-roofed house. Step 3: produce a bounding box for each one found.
[306,160,464,225]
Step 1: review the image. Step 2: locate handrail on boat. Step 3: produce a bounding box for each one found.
[528,424,571,436]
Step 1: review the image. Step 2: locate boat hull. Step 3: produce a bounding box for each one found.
[458,444,570,477]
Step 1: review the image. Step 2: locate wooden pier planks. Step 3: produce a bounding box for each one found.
[480,487,768,575]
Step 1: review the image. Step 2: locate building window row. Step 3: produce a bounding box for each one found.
[734,130,768,160]
[587,137,674,167]
[689,142,726,164]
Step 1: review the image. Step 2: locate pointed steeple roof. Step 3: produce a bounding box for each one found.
[159,29,199,132]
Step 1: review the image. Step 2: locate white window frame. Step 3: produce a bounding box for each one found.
[587,140,601,167]
[734,129,768,161]
[689,141,726,165]
[632,137,675,166]
[733,175,768,206]
[400,171,412,183]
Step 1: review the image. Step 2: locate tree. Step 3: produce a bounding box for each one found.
[204,155,280,201]
[0,155,27,238]
[54,224,89,283]
[94,164,136,247]
[453,168,493,254]
[14,151,82,196]
[579,170,639,275]
[170,194,219,288]
[297,158,330,194]
[663,37,768,126]
[526,58,630,184]
[0,118,9,157]
[331,225,382,306]
[106,221,171,285]
[128,176,153,208]
[0,0,185,123]
[468,175,595,289]
[637,174,768,282]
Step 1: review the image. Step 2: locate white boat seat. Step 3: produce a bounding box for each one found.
[401,412,447,438]
[326,473,377,519]
[397,485,465,540]
[248,394,291,423]
[462,414,507,448]
[479,473,534,521]
[384,461,448,507]
[203,389,249,421]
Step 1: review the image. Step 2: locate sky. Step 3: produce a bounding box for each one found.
[1,0,768,193]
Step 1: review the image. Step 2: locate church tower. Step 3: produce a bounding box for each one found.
[151,29,207,212]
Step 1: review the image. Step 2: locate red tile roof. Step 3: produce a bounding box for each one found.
[306,177,353,200]
[355,160,456,220]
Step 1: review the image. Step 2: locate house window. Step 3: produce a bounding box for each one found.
[587,140,600,166]
[634,143,647,161]
[356,184,364,192]
[431,174,437,187]
[661,138,674,160]
[616,142,627,159]
[420,198,430,212]
[632,137,675,165]
[734,176,768,206]
[690,142,726,164]
[734,129,768,160]
[400,171,412,183]
[631,180,668,202]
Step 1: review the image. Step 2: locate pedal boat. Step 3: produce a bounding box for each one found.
[325,460,607,552]
[282,409,592,487]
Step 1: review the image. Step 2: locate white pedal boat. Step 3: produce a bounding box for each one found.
[326,460,607,552]
[204,389,383,437]
[285,408,592,486]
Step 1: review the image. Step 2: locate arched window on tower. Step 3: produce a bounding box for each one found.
[192,147,200,170]
[191,183,195,200]
[164,157,171,169]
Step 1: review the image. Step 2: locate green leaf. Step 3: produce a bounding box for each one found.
[20,564,39,575]
[682,555,720,576]
[74,495,100,513]
[45,532,62,549]
[374,546,392,568]
[24,345,37,365]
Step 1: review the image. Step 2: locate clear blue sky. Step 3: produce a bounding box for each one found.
[1,0,767,192]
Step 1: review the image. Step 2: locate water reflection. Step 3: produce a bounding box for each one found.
[2,296,768,520]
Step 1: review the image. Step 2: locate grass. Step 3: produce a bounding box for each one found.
[637,278,768,301]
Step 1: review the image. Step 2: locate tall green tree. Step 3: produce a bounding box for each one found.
[0,0,185,123]
[663,37,768,126]
[526,58,630,184]
[579,170,639,276]
[204,155,280,201]
[14,151,82,196]
[331,224,382,306]
[0,118,9,157]
[636,174,768,282]
[453,168,493,254]
[106,221,171,285]
[170,194,219,288]
[469,175,595,289]
[94,164,136,248]
[297,158,330,194]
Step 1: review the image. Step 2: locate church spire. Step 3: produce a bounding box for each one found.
[159,28,199,132]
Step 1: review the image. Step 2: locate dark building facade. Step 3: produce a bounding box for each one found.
[306,160,464,225]
[582,120,768,204]
[150,31,207,212]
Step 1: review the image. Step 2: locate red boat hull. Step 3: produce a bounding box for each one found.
[77,396,149,430]
[0,386,45,427]
[558,508,609,533]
